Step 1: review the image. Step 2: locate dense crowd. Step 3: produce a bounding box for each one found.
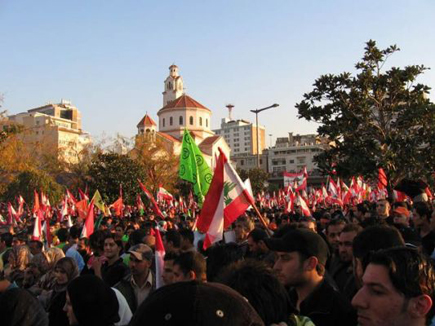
[0,193,434,326]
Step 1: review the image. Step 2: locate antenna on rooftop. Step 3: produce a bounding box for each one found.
[226,104,234,120]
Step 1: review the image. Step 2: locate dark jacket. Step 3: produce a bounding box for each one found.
[289,279,357,326]
[114,271,156,313]
[101,258,130,287]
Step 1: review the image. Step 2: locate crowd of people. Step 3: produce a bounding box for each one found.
[0,193,435,326]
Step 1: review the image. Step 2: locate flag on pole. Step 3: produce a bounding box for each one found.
[157,185,174,202]
[81,200,95,239]
[92,190,108,216]
[154,228,166,289]
[32,209,43,241]
[33,190,40,216]
[138,180,165,218]
[179,128,213,206]
[378,168,388,190]
[197,148,255,250]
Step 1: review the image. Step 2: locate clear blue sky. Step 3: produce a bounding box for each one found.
[1,0,435,144]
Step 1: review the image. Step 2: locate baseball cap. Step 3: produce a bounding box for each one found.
[393,206,410,218]
[264,228,329,265]
[128,244,153,261]
[129,281,265,326]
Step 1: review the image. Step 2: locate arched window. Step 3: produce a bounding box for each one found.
[206,119,208,127]
[179,116,183,125]
[189,116,194,125]
[170,117,173,126]
[163,118,165,127]
[199,117,203,126]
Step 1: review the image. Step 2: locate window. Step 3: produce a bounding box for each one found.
[206,119,208,127]
[190,116,194,125]
[170,117,173,126]
[163,118,165,127]
[179,116,183,125]
[297,156,306,164]
[289,159,294,164]
[199,117,203,126]
[241,160,244,166]
[234,133,239,137]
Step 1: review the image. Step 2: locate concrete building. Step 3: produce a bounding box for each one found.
[135,65,230,168]
[8,100,90,164]
[213,105,266,156]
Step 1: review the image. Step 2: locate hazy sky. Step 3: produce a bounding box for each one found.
[1,1,435,145]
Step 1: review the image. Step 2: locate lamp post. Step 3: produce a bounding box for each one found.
[250,103,279,168]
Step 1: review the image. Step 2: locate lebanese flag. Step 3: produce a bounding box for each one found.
[296,192,311,217]
[378,168,388,190]
[7,202,17,225]
[81,200,95,238]
[32,209,43,241]
[157,185,174,202]
[138,180,165,218]
[197,148,255,250]
[66,189,77,204]
[78,188,89,202]
[154,228,166,289]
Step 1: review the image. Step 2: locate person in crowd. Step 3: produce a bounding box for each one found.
[38,247,66,291]
[205,242,244,282]
[375,199,392,223]
[352,247,434,326]
[56,228,69,251]
[299,217,317,233]
[64,274,120,326]
[219,259,315,326]
[162,251,178,285]
[6,245,32,287]
[93,234,129,287]
[62,226,81,254]
[325,219,346,254]
[234,216,255,255]
[114,244,155,313]
[265,228,357,326]
[129,281,265,326]
[0,232,13,271]
[46,257,79,326]
[247,228,276,267]
[163,229,182,253]
[179,228,196,252]
[172,251,206,283]
[413,201,435,256]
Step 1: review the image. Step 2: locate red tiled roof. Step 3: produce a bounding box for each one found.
[199,135,220,147]
[157,132,181,143]
[160,95,210,112]
[137,114,157,128]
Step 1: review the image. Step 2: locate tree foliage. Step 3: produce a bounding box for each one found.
[238,168,269,195]
[296,40,435,186]
[87,152,146,204]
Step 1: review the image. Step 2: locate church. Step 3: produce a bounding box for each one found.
[135,65,231,167]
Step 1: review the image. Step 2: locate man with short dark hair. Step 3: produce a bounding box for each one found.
[179,228,195,253]
[0,232,13,271]
[172,251,206,283]
[265,228,356,326]
[163,229,181,253]
[325,219,346,253]
[162,251,178,285]
[115,244,155,313]
[352,247,434,326]
[247,228,275,267]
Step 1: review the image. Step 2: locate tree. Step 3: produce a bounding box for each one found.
[2,170,64,205]
[238,168,269,195]
[296,40,435,187]
[87,153,146,204]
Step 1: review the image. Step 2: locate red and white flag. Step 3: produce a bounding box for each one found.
[296,192,311,217]
[157,185,174,202]
[32,209,44,241]
[80,200,95,239]
[154,228,166,289]
[197,148,255,250]
[138,180,165,218]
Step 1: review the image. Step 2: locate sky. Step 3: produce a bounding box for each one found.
[1,0,435,145]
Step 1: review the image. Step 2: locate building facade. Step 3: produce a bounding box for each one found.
[213,115,266,156]
[8,100,90,164]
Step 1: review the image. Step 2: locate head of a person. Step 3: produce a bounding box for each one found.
[163,229,181,253]
[9,245,32,271]
[205,242,244,282]
[356,202,370,220]
[45,247,65,269]
[128,244,153,277]
[326,219,346,251]
[179,228,194,250]
[129,281,264,326]
[218,260,296,325]
[54,257,79,286]
[65,275,120,326]
[352,247,435,326]
[299,217,317,232]
[234,216,255,243]
[338,224,363,263]
[376,199,391,218]
[172,251,206,283]
[57,228,69,243]
[247,228,269,254]
[264,228,329,288]
[162,251,179,285]
[412,202,433,230]
[28,240,43,256]
[12,234,26,248]
[89,230,110,257]
[103,235,123,260]
[392,206,411,227]
[77,237,90,257]
[352,225,405,289]
[114,225,124,240]
[0,232,13,251]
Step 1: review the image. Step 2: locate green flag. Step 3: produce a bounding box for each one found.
[179,128,213,206]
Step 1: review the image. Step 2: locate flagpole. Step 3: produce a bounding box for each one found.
[250,201,272,237]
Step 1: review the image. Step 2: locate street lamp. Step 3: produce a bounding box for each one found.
[250,103,279,168]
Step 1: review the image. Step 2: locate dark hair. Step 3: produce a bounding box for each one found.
[29,240,43,250]
[69,226,81,240]
[179,228,194,245]
[341,223,363,234]
[218,260,296,325]
[104,234,123,250]
[129,229,147,246]
[366,247,435,324]
[1,232,13,247]
[163,251,179,262]
[89,230,110,254]
[353,225,405,260]
[57,228,69,242]
[206,243,244,282]
[248,228,268,243]
[413,202,433,221]
[173,252,206,280]
[356,202,370,214]
[165,230,181,249]
[326,219,346,234]
[235,216,254,232]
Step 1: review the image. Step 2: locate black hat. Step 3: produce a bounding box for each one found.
[264,228,329,265]
[394,179,428,200]
[129,281,265,326]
